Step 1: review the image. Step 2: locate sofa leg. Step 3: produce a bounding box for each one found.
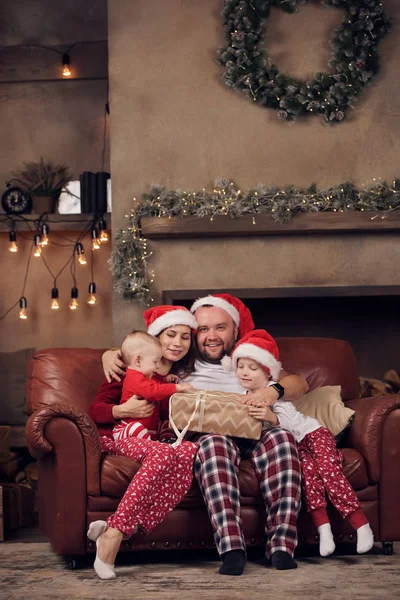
[64,555,85,570]
[382,541,393,556]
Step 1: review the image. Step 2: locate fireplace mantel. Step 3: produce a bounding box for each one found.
[141,212,400,239]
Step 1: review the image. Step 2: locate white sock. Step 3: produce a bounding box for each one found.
[357,523,374,554]
[87,520,108,542]
[318,523,336,557]
[94,536,116,580]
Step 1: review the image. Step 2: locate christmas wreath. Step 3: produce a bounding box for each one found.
[217,0,392,123]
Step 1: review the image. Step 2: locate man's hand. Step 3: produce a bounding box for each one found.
[112,396,155,420]
[103,349,126,383]
[248,403,279,426]
[241,387,280,407]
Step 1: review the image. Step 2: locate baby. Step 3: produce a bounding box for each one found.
[112,330,193,441]
[229,328,374,557]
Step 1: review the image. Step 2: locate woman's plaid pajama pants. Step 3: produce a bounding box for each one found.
[193,427,301,558]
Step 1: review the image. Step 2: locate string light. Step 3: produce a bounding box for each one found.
[19,297,28,320]
[62,53,71,77]
[76,242,87,265]
[51,287,60,310]
[33,234,42,257]
[98,218,109,244]
[69,287,79,310]
[91,228,101,250]
[87,282,98,305]
[9,231,18,253]
[40,223,50,246]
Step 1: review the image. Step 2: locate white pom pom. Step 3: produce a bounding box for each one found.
[221,355,233,371]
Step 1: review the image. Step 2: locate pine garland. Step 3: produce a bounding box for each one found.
[111,177,400,304]
[217,0,392,123]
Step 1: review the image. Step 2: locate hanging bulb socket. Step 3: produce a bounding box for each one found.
[62,53,71,77]
[87,282,98,305]
[19,296,28,320]
[69,286,79,310]
[98,219,109,244]
[51,287,60,310]
[40,223,50,246]
[76,242,87,265]
[91,228,100,250]
[9,230,18,252]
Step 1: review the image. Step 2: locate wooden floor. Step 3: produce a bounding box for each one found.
[0,531,399,600]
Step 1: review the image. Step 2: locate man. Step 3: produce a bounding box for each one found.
[182,294,307,575]
[101,293,308,575]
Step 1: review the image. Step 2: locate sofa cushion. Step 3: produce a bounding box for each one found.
[292,385,355,438]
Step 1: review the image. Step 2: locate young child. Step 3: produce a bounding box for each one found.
[227,328,374,557]
[112,330,193,441]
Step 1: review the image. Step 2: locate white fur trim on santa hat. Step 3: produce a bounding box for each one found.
[232,343,282,381]
[190,295,240,325]
[147,309,198,337]
[221,355,233,371]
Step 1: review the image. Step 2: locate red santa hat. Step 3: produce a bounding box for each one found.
[224,329,282,381]
[190,293,254,338]
[144,305,198,337]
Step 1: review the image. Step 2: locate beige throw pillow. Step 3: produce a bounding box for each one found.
[292,385,355,438]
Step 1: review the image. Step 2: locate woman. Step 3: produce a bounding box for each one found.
[88,305,198,580]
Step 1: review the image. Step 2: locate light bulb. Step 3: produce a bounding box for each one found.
[87,282,97,305]
[91,229,100,250]
[33,233,42,257]
[51,287,59,310]
[76,242,87,265]
[69,298,79,310]
[62,53,71,77]
[19,297,27,320]
[98,219,109,243]
[99,230,109,243]
[69,287,79,310]
[40,224,50,246]
[9,231,18,252]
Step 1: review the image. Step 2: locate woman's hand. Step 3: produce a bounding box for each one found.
[248,403,279,425]
[103,349,126,383]
[175,383,194,392]
[112,396,155,420]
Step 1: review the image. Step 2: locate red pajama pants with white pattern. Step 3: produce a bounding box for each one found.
[100,436,197,537]
[298,427,362,520]
[193,428,301,559]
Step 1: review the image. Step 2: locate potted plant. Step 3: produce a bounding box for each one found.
[11,157,72,213]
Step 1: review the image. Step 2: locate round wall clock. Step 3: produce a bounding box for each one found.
[1,186,32,214]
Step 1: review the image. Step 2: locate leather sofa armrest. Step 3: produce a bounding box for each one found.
[25,402,102,495]
[344,394,400,483]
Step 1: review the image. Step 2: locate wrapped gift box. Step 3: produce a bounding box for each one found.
[169,389,262,440]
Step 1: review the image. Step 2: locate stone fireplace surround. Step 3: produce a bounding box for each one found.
[114,215,400,380]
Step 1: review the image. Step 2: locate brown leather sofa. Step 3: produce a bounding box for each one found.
[25,338,400,565]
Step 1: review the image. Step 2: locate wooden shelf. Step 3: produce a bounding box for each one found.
[0,213,111,232]
[141,212,400,239]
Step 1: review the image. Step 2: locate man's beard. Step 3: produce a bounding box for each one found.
[197,337,237,364]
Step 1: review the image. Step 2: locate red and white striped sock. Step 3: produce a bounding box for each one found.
[112,421,151,441]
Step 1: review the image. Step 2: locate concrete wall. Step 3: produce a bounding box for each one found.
[0,0,112,352]
[108,0,400,348]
